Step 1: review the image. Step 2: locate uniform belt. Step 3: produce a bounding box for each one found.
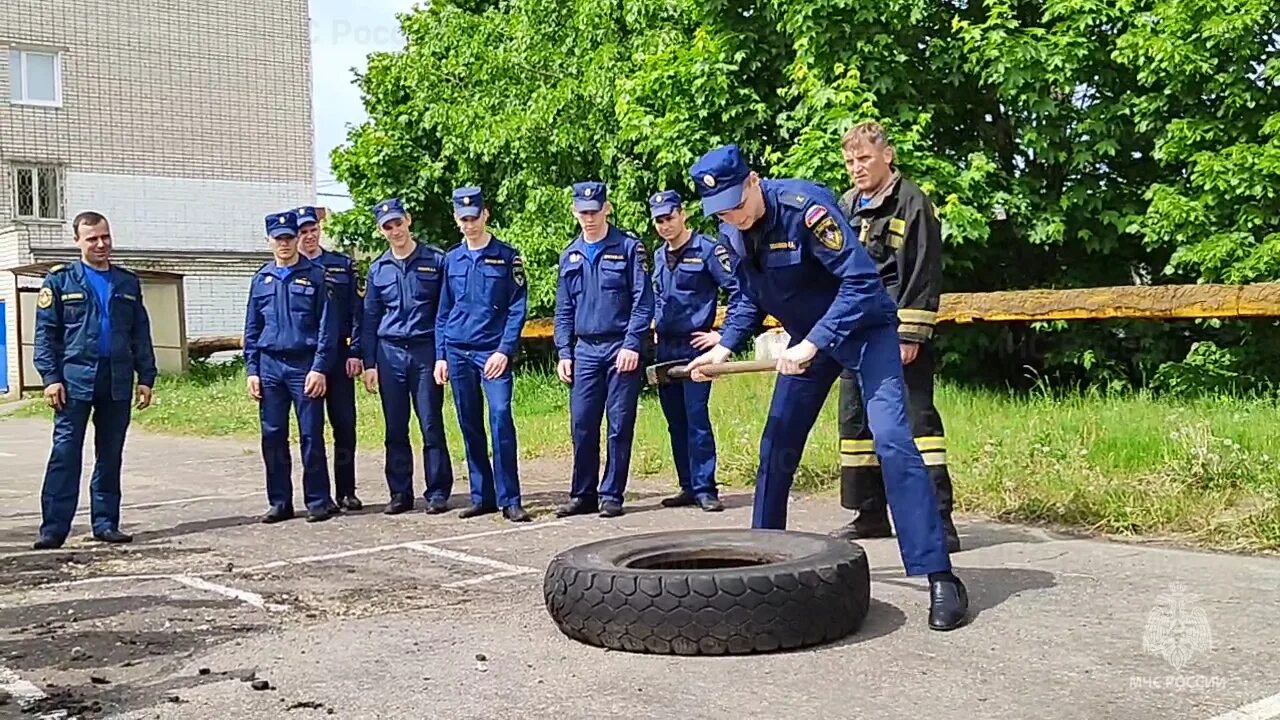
[380,335,434,347]
[261,348,314,360]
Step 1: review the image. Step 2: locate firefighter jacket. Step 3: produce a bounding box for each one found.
[840,172,944,345]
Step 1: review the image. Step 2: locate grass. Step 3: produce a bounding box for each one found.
[10,362,1280,552]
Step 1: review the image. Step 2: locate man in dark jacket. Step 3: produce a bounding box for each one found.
[32,211,157,549]
[832,121,961,552]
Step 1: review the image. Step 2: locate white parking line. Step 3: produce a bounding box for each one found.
[171,575,288,612]
[22,518,567,605]
[1209,692,1280,720]
[1,492,260,521]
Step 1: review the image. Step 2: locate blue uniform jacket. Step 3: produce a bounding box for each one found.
[310,249,364,362]
[360,242,448,368]
[33,261,158,401]
[718,178,899,355]
[652,231,757,352]
[553,225,655,360]
[434,236,528,361]
[242,256,340,377]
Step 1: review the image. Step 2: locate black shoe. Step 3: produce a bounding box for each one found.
[424,498,449,515]
[830,514,894,541]
[339,495,363,511]
[943,516,961,553]
[696,496,724,513]
[92,529,133,544]
[458,503,497,519]
[325,499,341,514]
[307,504,335,523]
[503,505,531,523]
[384,495,414,515]
[554,497,598,518]
[928,573,969,631]
[660,491,697,508]
[33,534,65,550]
[599,501,624,518]
[262,506,295,524]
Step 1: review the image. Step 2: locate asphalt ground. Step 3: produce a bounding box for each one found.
[0,416,1278,720]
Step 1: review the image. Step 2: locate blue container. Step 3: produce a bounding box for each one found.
[0,299,8,393]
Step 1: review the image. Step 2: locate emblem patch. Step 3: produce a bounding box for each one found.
[889,217,907,235]
[636,243,650,274]
[569,252,581,263]
[813,216,844,251]
[714,244,732,273]
[803,204,827,228]
[36,287,52,309]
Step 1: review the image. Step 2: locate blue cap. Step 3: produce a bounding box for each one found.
[295,205,320,227]
[689,144,752,214]
[372,198,406,226]
[452,186,483,219]
[649,189,682,219]
[265,211,299,239]
[572,181,607,212]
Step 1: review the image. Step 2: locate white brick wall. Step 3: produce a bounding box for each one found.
[61,172,312,253]
[0,0,314,213]
[0,225,25,396]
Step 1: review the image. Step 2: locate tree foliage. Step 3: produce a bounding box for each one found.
[327,0,1280,390]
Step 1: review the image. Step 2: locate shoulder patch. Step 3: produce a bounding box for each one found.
[780,191,809,209]
[812,215,844,251]
[49,264,66,274]
[635,242,650,273]
[37,286,53,309]
[713,243,732,273]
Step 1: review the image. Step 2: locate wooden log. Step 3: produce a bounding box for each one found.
[185,283,1280,358]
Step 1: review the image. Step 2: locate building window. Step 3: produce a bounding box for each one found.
[11,165,64,220]
[8,48,62,106]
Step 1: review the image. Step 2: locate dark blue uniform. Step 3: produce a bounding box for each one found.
[33,260,157,544]
[648,190,755,505]
[361,198,454,508]
[244,211,341,520]
[553,181,654,514]
[689,145,952,577]
[296,206,363,506]
[435,187,529,515]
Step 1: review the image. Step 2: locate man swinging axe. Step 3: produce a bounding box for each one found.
[679,143,969,632]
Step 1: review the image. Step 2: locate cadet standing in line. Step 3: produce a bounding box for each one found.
[552,181,654,518]
[296,205,364,512]
[433,186,531,523]
[831,122,960,552]
[360,198,455,515]
[31,211,157,549]
[647,189,755,513]
[681,144,968,631]
[243,210,341,524]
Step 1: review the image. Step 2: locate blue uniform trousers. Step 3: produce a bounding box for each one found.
[377,338,454,502]
[754,323,952,576]
[259,351,333,513]
[655,336,718,500]
[323,366,358,498]
[448,348,521,509]
[39,366,132,539]
[569,338,643,506]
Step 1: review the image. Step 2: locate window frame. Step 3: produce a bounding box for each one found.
[10,163,66,222]
[8,46,63,108]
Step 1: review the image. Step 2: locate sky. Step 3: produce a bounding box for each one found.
[308,0,418,212]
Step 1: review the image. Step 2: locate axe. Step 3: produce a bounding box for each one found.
[645,358,786,386]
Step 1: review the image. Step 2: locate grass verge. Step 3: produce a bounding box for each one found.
[10,362,1280,552]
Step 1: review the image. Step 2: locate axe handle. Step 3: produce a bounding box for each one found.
[670,359,780,379]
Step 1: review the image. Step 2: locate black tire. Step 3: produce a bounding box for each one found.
[542,529,870,655]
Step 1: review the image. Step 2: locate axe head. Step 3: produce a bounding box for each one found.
[645,360,690,386]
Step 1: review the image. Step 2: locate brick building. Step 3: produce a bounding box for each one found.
[1,1,315,395]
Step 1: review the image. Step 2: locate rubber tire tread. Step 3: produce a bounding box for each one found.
[543,530,870,655]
